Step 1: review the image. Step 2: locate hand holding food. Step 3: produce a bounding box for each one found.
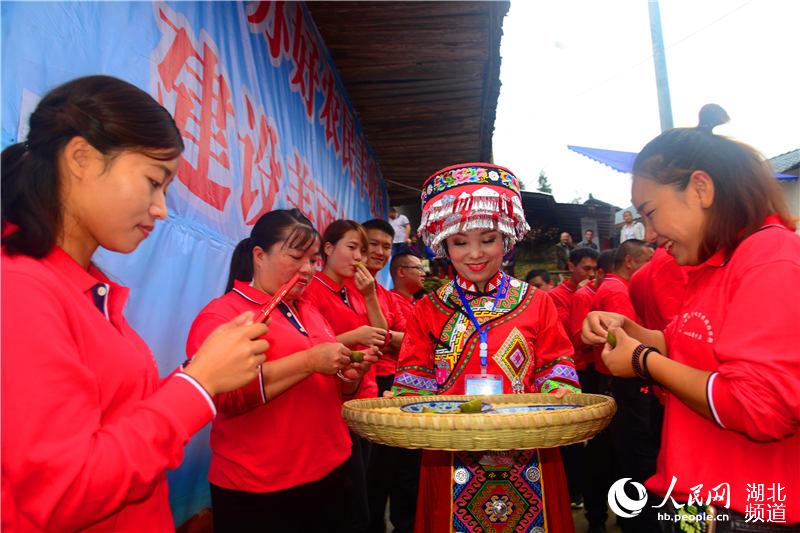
[306,342,351,375]
[186,312,269,395]
[581,311,625,346]
[600,326,640,378]
[352,325,387,346]
[340,346,379,382]
[353,263,377,297]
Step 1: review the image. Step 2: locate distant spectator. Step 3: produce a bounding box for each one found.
[554,231,575,270]
[620,210,645,243]
[526,269,554,291]
[388,207,411,255]
[578,229,598,250]
[502,247,517,277]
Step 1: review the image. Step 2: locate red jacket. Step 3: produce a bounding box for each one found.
[2,247,213,532]
[547,279,577,336]
[590,273,640,374]
[185,281,351,493]
[649,222,800,523]
[371,284,415,377]
[568,283,597,371]
[629,246,688,331]
[303,272,377,398]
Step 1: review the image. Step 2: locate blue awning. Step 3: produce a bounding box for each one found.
[567,144,797,181]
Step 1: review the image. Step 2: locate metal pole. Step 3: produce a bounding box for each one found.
[648,0,674,131]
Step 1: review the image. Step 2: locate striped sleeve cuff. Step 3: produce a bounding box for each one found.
[175,372,217,417]
[706,371,724,428]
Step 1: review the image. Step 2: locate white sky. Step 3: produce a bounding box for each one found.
[494,0,800,209]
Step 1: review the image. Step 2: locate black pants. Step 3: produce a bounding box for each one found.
[366,375,422,533]
[345,431,372,533]
[582,365,618,527]
[210,459,352,533]
[610,376,664,533]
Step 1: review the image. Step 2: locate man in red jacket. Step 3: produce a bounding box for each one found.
[591,239,656,533]
[548,247,598,337]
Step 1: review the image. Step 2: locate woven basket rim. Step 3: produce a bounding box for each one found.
[342,393,615,432]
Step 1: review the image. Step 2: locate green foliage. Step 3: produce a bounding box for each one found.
[536,170,552,194]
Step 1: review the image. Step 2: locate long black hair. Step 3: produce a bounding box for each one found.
[226,209,319,292]
[1,75,184,257]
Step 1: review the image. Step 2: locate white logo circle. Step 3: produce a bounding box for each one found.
[607,478,648,518]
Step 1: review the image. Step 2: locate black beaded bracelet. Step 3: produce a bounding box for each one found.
[631,344,648,379]
[641,347,662,383]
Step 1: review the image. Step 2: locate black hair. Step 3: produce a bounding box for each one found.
[525,268,551,284]
[2,75,184,258]
[226,208,319,292]
[597,249,616,273]
[613,239,649,270]
[362,218,395,239]
[569,247,599,265]
[390,252,419,277]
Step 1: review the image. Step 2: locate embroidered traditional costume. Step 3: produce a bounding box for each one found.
[392,163,580,533]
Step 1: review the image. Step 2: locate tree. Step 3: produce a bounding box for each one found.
[536,170,552,194]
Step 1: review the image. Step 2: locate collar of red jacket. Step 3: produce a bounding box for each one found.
[454,270,504,295]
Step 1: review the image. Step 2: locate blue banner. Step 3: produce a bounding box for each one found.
[2,1,388,525]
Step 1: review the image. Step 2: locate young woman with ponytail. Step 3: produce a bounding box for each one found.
[1,75,269,532]
[583,105,800,530]
[186,209,378,532]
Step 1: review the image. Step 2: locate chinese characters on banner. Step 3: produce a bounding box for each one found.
[153,1,386,233]
[246,1,386,220]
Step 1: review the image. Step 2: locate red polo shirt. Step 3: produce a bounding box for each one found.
[548,279,577,340]
[648,221,800,523]
[186,281,351,493]
[2,247,214,532]
[591,273,640,374]
[629,246,688,331]
[303,272,377,398]
[569,283,597,371]
[372,282,412,377]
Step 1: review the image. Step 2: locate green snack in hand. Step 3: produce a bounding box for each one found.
[607,331,617,348]
[349,350,365,363]
[459,399,484,414]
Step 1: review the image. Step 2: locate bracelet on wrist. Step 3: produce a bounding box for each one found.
[641,347,661,383]
[631,344,648,380]
[337,370,356,382]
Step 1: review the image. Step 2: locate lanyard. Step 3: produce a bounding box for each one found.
[454,273,508,374]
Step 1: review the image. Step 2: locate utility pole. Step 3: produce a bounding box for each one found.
[648,0,673,131]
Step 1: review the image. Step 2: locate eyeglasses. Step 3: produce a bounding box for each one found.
[399,265,425,273]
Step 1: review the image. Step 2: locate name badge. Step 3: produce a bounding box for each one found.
[465,374,503,396]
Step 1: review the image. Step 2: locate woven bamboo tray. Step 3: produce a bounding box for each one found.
[342,393,615,451]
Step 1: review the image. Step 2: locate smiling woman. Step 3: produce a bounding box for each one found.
[1,76,271,532]
[187,209,378,532]
[392,163,581,533]
[583,106,800,529]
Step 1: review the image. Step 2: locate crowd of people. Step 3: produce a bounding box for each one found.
[2,76,798,533]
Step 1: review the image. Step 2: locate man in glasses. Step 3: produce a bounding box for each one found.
[360,226,424,532]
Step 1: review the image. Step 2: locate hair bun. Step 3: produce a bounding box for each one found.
[698,104,730,132]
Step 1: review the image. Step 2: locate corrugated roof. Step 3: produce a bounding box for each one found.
[768,148,800,174]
